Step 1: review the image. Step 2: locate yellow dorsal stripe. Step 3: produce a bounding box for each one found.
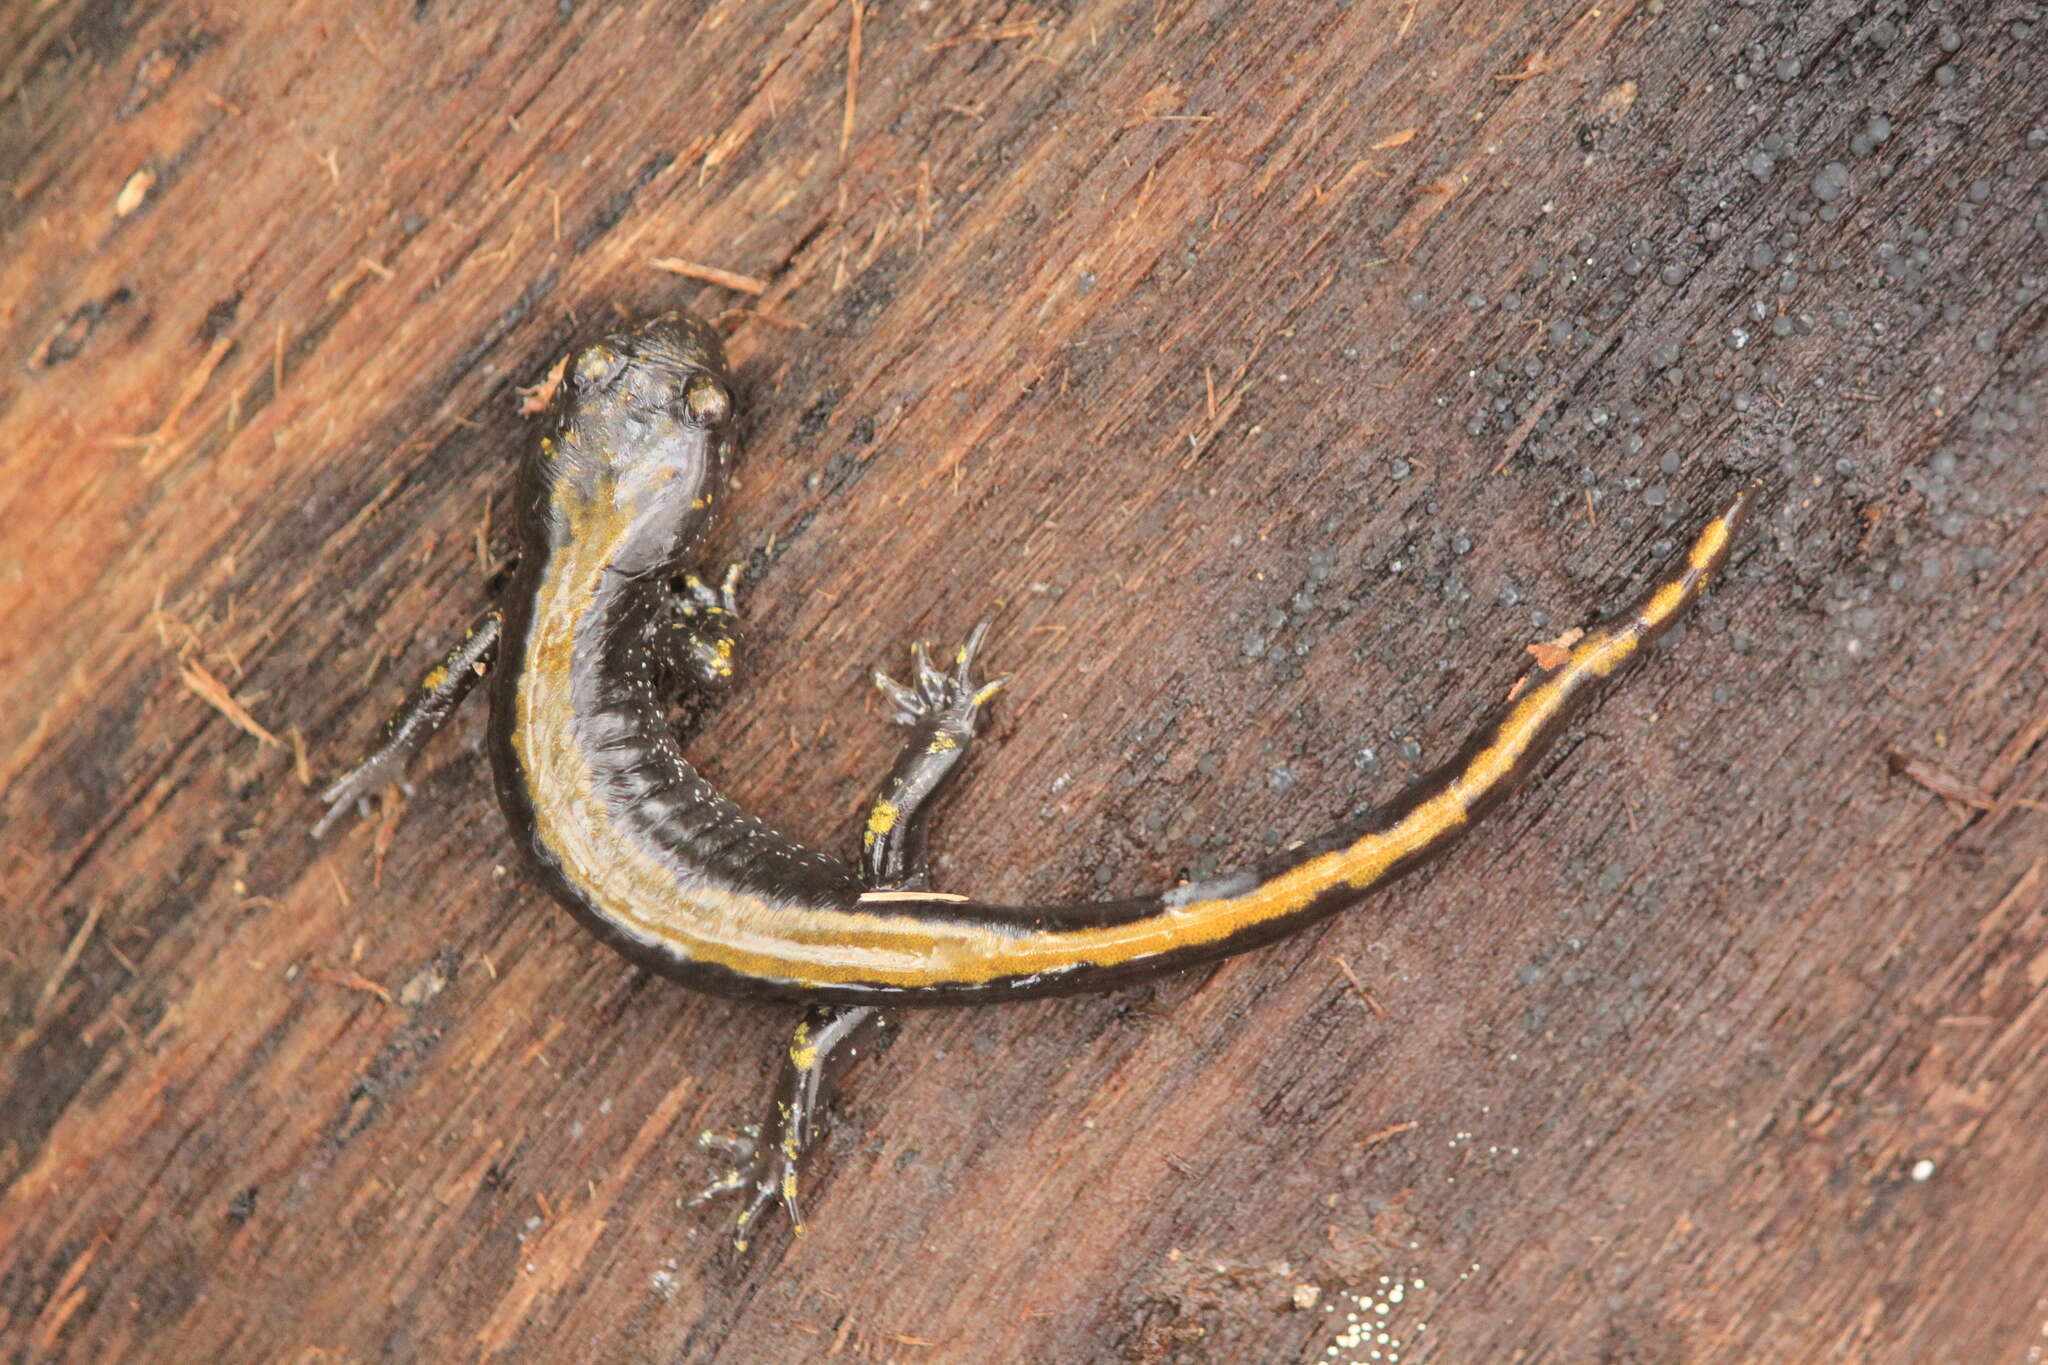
[521,496,1740,992]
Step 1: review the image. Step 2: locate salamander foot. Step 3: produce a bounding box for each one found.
[686,1122,795,1252]
[678,562,744,620]
[872,618,1008,735]
[655,562,746,689]
[687,1005,890,1252]
[311,756,410,839]
[309,605,501,838]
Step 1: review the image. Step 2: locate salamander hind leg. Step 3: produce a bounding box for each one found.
[311,605,501,837]
[689,1004,893,1252]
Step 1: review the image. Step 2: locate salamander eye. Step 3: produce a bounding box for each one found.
[573,345,627,389]
[682,373,732,427]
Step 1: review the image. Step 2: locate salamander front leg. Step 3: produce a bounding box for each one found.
[648,563,746,694]
[692,622,1006,1251]
[311,605,501,837]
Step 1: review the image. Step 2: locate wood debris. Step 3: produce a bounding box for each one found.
[158,335,235,439]
[179,658,280,747]
[1527,630,1582,672]
[309,965,397,1008]
[516,354,568,415]
[115,167,155,217]
[37,902,104,1014]
[926,20,1039,51]
[1493,50,1555,83]
[840,1,863,160]
[1594,80,1639,122]
[649,258,770,294]
[325,255,392,303]
[1332,954,1387,1018]
[372,789,405,888]
[1887,749,1996,812]
[290,726,313,787]
[1509,628,1584,699]
[1981,697,2048,797]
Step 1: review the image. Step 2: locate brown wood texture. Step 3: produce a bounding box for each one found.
[3,1,2044,1361]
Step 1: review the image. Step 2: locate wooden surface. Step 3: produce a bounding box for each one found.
[3,1,2044,1360]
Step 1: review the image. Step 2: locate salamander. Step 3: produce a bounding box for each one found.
[315,310,1758,1248]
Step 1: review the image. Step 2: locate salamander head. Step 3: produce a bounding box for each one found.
[569,315,737,421]
[533,312,738,574]
[562,311,734,435]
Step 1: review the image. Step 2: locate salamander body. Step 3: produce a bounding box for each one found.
[317,311,1757,1242]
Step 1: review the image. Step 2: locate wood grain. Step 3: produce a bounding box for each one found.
[3,1,2044,1361]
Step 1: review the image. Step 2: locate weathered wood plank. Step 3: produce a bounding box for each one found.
[3,0,2044,1360]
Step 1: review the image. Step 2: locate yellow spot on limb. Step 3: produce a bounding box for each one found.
[864,800,899,848]
[789,1022,817,1069]
[707,636,735,677]
[927,733,958,753]
[971,679,1006,706]
[423,666,449,690]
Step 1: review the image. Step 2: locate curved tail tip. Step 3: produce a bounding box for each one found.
[1696,477,1766,574]
[1720,476,1766,533]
